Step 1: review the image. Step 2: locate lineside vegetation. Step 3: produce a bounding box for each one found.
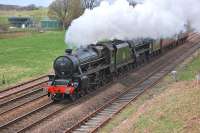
[0,31,66,90]
[100,50,200,133]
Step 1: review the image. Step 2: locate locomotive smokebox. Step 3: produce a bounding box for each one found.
[65,49,72,55]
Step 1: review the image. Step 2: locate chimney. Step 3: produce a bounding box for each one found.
[65,49,72,55]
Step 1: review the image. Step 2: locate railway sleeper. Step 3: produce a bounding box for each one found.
[122,94,138,100]
[130,90,145,96]
[73,131,85,133]
[111,102,125,105]
[100,110,116,114]
[74,128,90,132]
[153,74,164,79]
[105,105,122,110]
[141,80,153,85]
[120,93,138,100]
[85,121,101,126]
[132,87,145,92]
[98,112,113,116]
[149,76,160,81]
[143,80,152,84]
[99,110,117,115]
[117,98,132,102]
[103,107,117,111]
[139,84,151,88]
[114,100,128,104]
[94,115,107,120]
[108,103,124,108]
[79,125,95,130]
[128,90,144,94]
[112,101,127,107]
[147,78,158,82]
[158,71,167,75]
[154,73,164,77]
[150,76,160,80]
[118,95,134,100]
[83,123,100,128]
[102,109,116,114]
[88,118,102,124]
[105,106,122,111]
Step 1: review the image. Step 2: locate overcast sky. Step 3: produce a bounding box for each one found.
[0,0,54,7]
[0,0,144,7]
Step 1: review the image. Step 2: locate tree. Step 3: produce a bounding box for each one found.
[128,0,137,7]
[81,0,97,9]
[68,0,83,24]
[23,4,39,10]
[48,0,83,29]
[48,0,70,29]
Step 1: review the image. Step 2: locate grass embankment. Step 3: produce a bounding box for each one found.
[100,50,200,133]
[0,31,66,90]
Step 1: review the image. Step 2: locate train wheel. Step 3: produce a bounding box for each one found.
[69,93,77,101]
[74,88,82,98]
[50,94,60,102]
[80,89,86,97]
[50,94,55,100]
[48,92,50,97]
[84,87,89,94]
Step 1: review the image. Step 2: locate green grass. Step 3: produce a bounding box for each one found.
[0,8,48,25]
[134,107,183,133]
[0,8,48,18]
[100,50,200,133]
[0,31,66,90]
[178,53,200,80]
[132,81,200,133]
[99,78,172,133]
[0,16,8,25]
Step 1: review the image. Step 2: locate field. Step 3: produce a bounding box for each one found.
[0,31,66,90]
[0,8,48,25]
[100,50,200,133]
[0,16,8,25]
[0,9,47,17]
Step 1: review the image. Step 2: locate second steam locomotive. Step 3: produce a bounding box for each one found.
[47,33,188,101]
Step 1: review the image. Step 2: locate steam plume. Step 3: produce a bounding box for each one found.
[65,0,200,47]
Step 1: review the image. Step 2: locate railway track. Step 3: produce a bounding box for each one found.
[0,75,48,100]
[0,88,46,116]
[65,34,200,133]
[17,33,200,133]
[0,101,54,132]
[0,33,199,133]
[1,56,166,132]
[0,75,49,120]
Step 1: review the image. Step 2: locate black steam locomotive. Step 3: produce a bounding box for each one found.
[47,33,188,101]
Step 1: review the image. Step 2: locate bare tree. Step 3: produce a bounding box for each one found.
[68,0,83,23]
[81,0,97,9]
[128,0,137,7]
[48,0,83,29]
[48,0,69,29]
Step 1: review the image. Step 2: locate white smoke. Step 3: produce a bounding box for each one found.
[65,0,200,47]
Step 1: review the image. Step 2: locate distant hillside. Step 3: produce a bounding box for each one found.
[0,4,40,11]
[0,7,48,27]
